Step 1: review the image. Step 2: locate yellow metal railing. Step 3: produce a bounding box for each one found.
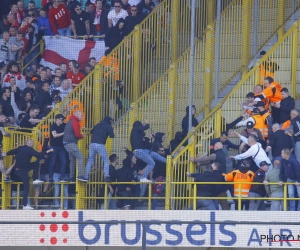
[20,39,45,71]
[168,19,300,210]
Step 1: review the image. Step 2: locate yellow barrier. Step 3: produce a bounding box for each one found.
[20,39,45,71]
[168,19,300,210]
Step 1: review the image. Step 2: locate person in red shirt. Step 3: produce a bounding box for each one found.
[9,4,22,24]
[42,0,52,7]
[17,1,27,19]
[7,14,20,29]
[48,0,71,37]
[66,61,85,88]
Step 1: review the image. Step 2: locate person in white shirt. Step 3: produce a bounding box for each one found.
[230,132,272,169]
[108,0,128,27]
[239,92,262,112]
[57,79,72,100]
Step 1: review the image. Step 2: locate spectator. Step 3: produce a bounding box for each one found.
[210,131,239,154]
[57,79,72,99]
[27,1,37,12]
[91,0,109,40]
[181,105,198,138]
[3,139,53,210]
[108,0,128,28]
[66,61,85,88]
[0,31,10,70]
[44,67,53,80]
[88,57,96,68]
[83,64,92,76]
[230,132,272,168]
[0,15,11,35]
[124,5,142,35]
[137,0,153,18]
[48,114,68,182]
[279,148,300,211]
[291,109,300,163]
[50,76,61,94]
[268,123,293,162]
[10,84,24,122]
[186,165,217,210]
[3,60,26,91]
[24,66,37,82]
[0,87,14,119]
[48,0,71,37]
[83,116,114,182]
[35,68,51,93]
[8,30,25,62]
[65,0,81,14]
[240,120,263,141]
[7,76,21,102]
[9,26,18,37]
[71,4,93,39]
[122,0,132,15]
[63,110,84,183]
[223,159,254,210]
[19,104,41,129]
[254,101,273,139]
[130,120,167,183]
[264,159,283,211]
[38,9,54,36]
[53,68,62,78]
[169,131,184,155]
[9,4,22,24]
[59,62,68,79]
[35,82,52,111]
[53,158,69,209]
[7,14,20,29]
[104,154,118,209]
[105,18,126,51]
[248,161,269,210]
[274,87,295,125]
[115,156,135,210]
[151,146,166,210]
[17,1,27,18]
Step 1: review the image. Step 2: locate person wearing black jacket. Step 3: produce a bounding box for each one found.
[291,109,300,163]
[137,0,153,19]
[280,148,300,211]
[151,132,166,153]
[3,139,53,210]
[248,161,269,210]
[130,120,166,183]
[169,131,183,154]
[277,88,295,124]
[268,123,293,162]
[124,5,143,35]
[187,165,217,210]
[34,82,52,111]
[91,0,109,38]
[212,162,229,210]
[181,105,198,138]
[104,18,126,51]
[83,116,114,182]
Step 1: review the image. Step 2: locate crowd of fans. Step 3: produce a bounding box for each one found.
[0,1,300,212]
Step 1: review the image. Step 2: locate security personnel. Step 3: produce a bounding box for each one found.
[254,102,273,139]
[223,159,254,210]
[259,51,279,84]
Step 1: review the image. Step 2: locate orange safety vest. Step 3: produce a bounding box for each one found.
[224,169,254,197]
[254,93,269,111]
[263,83,283,103]
[65,100,86,128]
[281,120,291,130]
[252,114,268,139]
[99,55,119,81]
[259,60,279,84]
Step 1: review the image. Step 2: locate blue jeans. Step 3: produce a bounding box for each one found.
[12,191,31,209]
[53,173,69,209]
[287,178,300,211]
[49,146,68,179]
[189,199,216,210]
[100,192,117,209]
[57,27,71,36]
[85,143,109,179]
[133,149,166,178]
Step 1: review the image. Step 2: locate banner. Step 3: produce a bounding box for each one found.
[1,210,300,247]
[40,37,106,70]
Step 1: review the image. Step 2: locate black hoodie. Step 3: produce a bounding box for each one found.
[190,171,218,197]
[182,105,199,137]
[104,18,126,50]
[169,131,183,153]
[130,121,150,150]
[152,132,165,152]
[90,116,114,144]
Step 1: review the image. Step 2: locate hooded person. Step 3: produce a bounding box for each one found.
[182,105,199,138]
[152,132,166,153]
[169,131,184,154]
[130,120,167,183]
[104,18,126,51]
[82,116,114,182]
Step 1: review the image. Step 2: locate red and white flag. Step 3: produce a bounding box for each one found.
[40,37,106,70]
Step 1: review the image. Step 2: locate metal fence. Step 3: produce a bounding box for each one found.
[168,19,300,210]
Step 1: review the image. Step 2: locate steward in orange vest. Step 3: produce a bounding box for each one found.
[254,101,273,139]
